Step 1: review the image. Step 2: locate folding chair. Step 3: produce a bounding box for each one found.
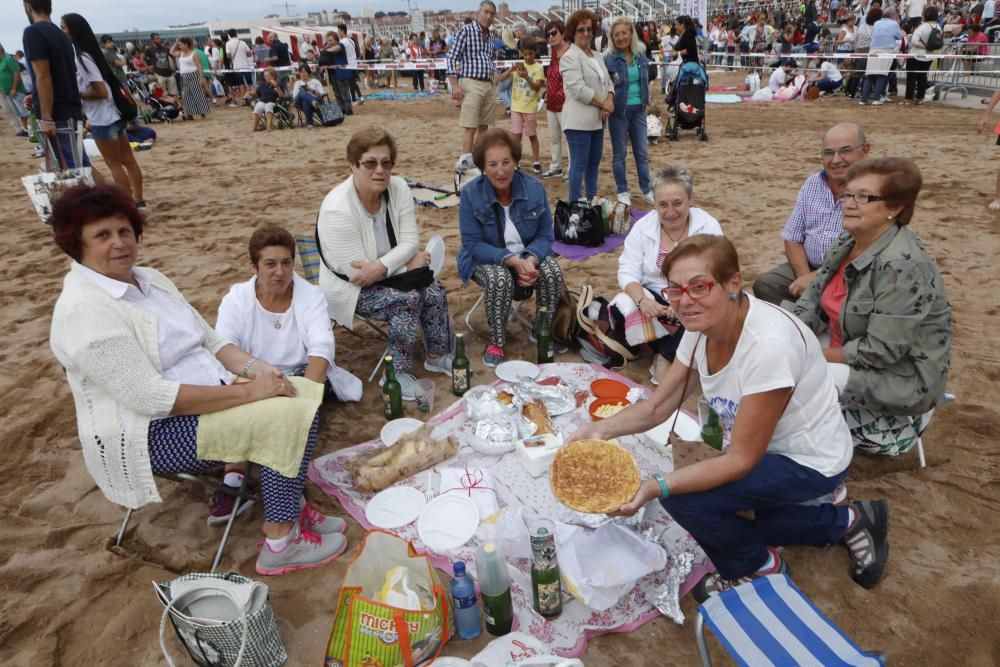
[114,471,259,573]
[695,574,886,667]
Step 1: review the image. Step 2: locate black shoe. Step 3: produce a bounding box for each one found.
[693,548,789,604]
[843,500,889,589]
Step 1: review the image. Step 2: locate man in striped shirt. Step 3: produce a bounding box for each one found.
[753,122,870,305]
[447,0,499,172]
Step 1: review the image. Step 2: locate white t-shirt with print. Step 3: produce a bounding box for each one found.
[675,294,853,477]
[76,53,121,127]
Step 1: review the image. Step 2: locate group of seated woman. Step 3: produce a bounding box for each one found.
[49,133,950,596]
[573,156,951,598]
[49,186,364,576]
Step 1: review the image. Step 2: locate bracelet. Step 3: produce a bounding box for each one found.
[241,357,255,377]
[652,473,670,499]
[636,296,646,308]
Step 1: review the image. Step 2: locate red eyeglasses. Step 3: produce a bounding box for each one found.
[662,280,716,301]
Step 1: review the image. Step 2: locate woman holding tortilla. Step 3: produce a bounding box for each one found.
[570,234,888,600]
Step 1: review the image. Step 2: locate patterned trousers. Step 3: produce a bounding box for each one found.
[355,280,452,374]
[147,412,320,523]
[473,255,563,347]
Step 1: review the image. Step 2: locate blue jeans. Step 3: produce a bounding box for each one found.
[295,90,322,126]
[661,453,850,579]
[815,77,842,93]
[497,76,512,108]
[608,105,650,196]
[564,128,604,203]
[861,74,887,103]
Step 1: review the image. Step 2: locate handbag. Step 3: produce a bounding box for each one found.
[574,285,636,365]
[550,284,583,349]
[154,572,287,667]
[554,200,605,247]
[319,101,344,126]
[111,79,139,121]
[21,119,94,222]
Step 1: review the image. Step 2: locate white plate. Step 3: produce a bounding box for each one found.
[380,417,424,447]
[365,486,426,529]
[495,360,540,383]
[429,658,472,667]
[642,410,701,446]
[417,494,480,552]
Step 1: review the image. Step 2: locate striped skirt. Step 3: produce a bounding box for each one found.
[180,71,211,117]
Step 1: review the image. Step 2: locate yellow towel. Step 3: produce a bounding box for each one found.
[197,376,324,478]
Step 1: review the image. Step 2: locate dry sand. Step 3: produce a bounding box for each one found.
[1,81,999,665]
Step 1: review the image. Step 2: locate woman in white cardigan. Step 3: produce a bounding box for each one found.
[49,185,346,576]
[609,165,723,382]
[316,128,453,400]
[560,8,614,204]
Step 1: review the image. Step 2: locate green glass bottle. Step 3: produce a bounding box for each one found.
[529,519,562,619]
[536,306,554,365]
[452,333,471,396]
[701,406,724,450]
[382,355,403,420]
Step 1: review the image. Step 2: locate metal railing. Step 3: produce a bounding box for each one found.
[929,42,1000,99]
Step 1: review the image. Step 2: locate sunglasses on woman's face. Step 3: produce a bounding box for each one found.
[547,30,560,37]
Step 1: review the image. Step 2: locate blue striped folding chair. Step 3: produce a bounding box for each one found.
[695,574,886,667]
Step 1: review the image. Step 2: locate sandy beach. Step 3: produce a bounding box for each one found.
[1,84,999,665]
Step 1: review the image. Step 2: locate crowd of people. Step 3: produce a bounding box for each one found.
[11,0,967,614]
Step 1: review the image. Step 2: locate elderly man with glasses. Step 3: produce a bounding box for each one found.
[753,122,870,305]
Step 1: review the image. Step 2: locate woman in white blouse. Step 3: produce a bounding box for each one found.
[559,8,614,204]
[49,185,346,576]
[608,165,723,382]
[316,128,453,400]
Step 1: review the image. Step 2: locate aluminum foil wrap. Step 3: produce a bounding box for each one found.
[463,386,523,455]
[463,386,511,421]
[639,524,699,624]
[512,380,577,416]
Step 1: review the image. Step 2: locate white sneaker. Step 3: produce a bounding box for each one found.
[454,153,475,174]
[616,192,632,206]
[396,372,419,401]
[423,353,454,375]
[643,191,655,205]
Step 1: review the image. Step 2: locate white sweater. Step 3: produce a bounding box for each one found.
[559,43,614,132]
[215,274,363,401]
[316,175,419,327]
[50,263,229,509]
[617,207,724,295]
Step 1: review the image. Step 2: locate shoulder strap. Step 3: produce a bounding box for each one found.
[491,203,506,250]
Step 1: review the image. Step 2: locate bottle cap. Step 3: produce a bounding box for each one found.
[385,354,393,362]
[453,561,466,576]
[484,542,495,554]
[456,333,464,340]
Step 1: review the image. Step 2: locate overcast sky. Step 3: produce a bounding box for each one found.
[4,0,543,57]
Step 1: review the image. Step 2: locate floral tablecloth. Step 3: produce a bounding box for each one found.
[308,362,710,657]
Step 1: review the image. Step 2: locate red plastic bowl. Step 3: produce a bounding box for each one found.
[589,397,631,421]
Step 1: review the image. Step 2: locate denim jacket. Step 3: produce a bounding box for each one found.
[457,171,554,283]
[786,225,952,416]
[603,50,650,115]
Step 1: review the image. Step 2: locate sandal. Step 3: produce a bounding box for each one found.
[843,500,890,589]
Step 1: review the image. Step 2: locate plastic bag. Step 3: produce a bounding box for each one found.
[375,565,427,610]
[470,632,584,667]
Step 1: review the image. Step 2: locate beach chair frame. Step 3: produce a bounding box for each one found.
[114,470,259,573]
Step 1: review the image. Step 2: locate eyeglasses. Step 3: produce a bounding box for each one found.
[358,158,394,171]
[576,26,594,34]
[820,144,864,159]
[838,191,886,204]
[662,280,715,301]
[546,30,559,37]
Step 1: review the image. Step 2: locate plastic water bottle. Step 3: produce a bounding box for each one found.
[475,542,513,636]
[450,561,481,639]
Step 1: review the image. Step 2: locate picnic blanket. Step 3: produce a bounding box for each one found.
[308,362,710,658]
[552,208,646,261]
[361,90,439,101]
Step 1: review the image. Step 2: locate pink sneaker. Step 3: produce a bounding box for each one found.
[482,344,504,368]
[255,521,347,576]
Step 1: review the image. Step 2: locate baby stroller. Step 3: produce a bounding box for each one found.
[666,61,709,142]
[129,77,181,124]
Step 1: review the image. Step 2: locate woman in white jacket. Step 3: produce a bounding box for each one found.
[49,184,347,576]
[609,165,723,382]
[559,8,614,204]
[316,128,453,400]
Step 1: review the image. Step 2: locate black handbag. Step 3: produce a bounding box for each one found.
[111,79,138,122]
[554,199,605,247]
[319,101,344,126]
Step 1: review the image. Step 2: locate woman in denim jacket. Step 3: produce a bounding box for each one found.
[457,129,565,367]
[788,158,952,457]
[604,17,653,206]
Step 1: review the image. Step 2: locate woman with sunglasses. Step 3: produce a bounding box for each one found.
[559,8,614,204]
[571,234,889,600]
[788,157,951,458]
[316,128,453,401]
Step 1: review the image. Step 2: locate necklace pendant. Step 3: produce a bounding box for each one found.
[274,322,282,330]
